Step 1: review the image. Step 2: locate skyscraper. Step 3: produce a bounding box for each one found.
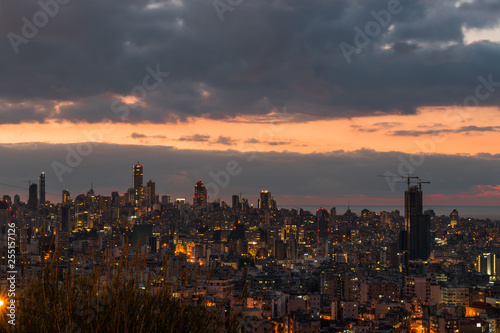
[146,180,156,207]
[0,200,14,267]
[111,191,120,206]
[132,163,144,205]
[232,195,240,210]
[133,163,143,189]
[477,253,496,276]
[450,209,459,228]
[61,205,70,233]
[405,184,430,261]
[28,183,38,211]
[193,180,207,206]
[39,172,46,205]
[259,190,271,210]
[317,208,330,241]
[13,194,20,205]
[62,189,70,204]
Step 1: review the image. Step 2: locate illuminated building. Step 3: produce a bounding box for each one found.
[131,163,145,206]
[193,180,207,207]
[0,201,14,267]
[259,190,271,210]
[133,163,143,189]
[360,282,399,303]
[321,273,343,301]
[450,209,459,228]
[477,253,496,276]
[62,189,70,204]
[441,287,469,307]
[405,276,431,303]
[39,172,45,205]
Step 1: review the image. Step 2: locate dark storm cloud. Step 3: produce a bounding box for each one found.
[1,143,499,204]
[0,0,500,124]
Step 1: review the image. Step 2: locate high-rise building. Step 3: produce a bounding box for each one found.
[62,189,70,204]
[161,195,171,206]
[111,191,120,206]
[259,190,271,210]
[317,208,330,241]
[28,183,38,211]
[61,205,70,233]
[450,209,459,228]
[193,180,207,206]
[133,163,143,189]
[13,194,20,205]
[232,195,240,210]
[330,207,337,217]
[286,238,298,259]
[132,163,144,205]
[477,253,496,276]
[405,185,430,261]
[39,172,46,205]
[146,180,156,207]
[0,200,14,267]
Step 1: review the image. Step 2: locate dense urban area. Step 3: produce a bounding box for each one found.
[1,164,499,332]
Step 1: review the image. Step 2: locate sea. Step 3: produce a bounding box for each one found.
[278,205,500,221]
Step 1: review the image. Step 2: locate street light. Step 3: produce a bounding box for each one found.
[0,300,4,307]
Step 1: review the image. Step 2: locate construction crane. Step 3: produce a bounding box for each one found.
[416,179,431,191]
[23,180,33,187]
[379,174,430,190]
[238,192,245,209]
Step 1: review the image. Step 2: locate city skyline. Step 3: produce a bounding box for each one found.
[1,0,500,206]
[1,1,500,331]
[1,158,500,209]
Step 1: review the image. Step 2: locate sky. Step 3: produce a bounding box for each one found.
[0,0,500,208]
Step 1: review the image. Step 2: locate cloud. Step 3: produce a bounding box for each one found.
[353,122,404,133]
[131,132,147,139]
[389,125,500,136]
[267,141,291,146]
[1,143,499,207]
[0,0,499,124]
[178,134,210,142]
[245,138,260,144]
[244,138,290,145]
[214,136,236,146]
[130,132,166,139]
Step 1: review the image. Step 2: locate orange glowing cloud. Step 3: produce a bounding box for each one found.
[1,106,499,157]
